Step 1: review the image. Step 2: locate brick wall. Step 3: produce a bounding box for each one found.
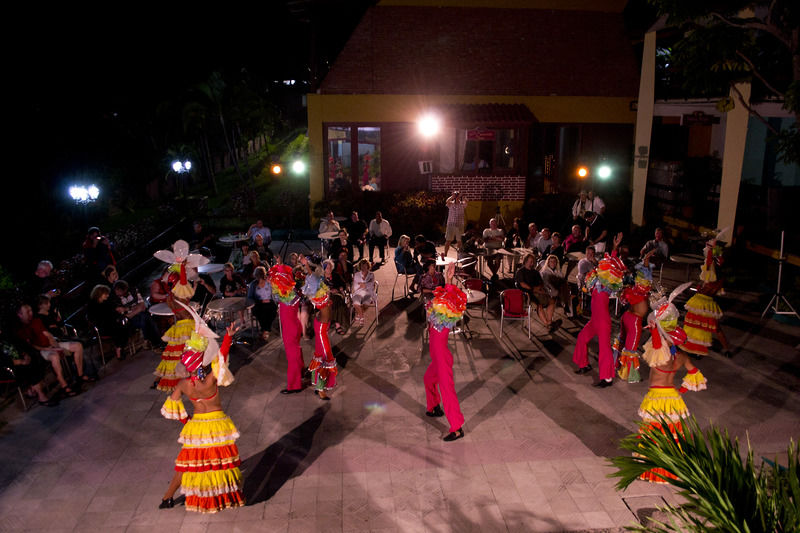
[431,175,526,201]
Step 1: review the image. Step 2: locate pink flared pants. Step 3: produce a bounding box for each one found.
[424,326,465,433]
[279,301,304,391]
[572,289,614,380]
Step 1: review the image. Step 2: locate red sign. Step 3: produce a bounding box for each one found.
[466,129,496,141]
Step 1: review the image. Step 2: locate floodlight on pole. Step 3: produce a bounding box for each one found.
[597,164,612,179]
[69,184,100,204]
[577,166,589,178]
[291,160,306,174]
[271,163,283,175]
[417,113,441,138]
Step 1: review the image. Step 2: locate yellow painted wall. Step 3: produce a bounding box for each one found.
[307,93,635,217]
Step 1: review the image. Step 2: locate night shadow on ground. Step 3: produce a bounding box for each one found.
[240,404,332,505]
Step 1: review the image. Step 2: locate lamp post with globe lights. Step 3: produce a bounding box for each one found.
[69,184,100,226]
[169,159,192,197]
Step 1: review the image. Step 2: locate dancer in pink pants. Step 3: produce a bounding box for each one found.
[270,264,305,394]
[424,263,468,441]
[300,261,337,400]
[573,254,626,388]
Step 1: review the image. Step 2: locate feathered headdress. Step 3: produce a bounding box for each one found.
[301,273,331,309]
[642,282,692,367]
[153,240,209,299]
[269,264,299,305]
[173,299,233,385]
[427,284,467,331]
[584,254,626,295]
[621,262,653,306]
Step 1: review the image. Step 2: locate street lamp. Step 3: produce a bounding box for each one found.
[417,112,441,138]
[69,184,100,204]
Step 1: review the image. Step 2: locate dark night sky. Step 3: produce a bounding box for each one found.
[5,2,375,269]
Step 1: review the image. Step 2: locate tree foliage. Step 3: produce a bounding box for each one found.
[610,416,799,532]
[652,0,800,162]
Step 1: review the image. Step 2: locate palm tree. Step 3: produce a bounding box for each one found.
[610,416,799,532]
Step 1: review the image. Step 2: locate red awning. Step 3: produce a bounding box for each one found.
[438,103,536,127]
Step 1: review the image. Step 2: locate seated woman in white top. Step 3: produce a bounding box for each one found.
[351,259,376,324]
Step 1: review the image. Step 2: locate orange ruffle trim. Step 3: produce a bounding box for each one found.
[176,445,241,472]
[185,493,245,514]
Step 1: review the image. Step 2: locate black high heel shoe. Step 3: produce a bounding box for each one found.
[443,428,464,442]
[158,497,174,509]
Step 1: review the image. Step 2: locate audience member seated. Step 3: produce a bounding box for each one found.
[113,280,163,348]
[330,229,353,261]
[27,260,60,307]
[514,254,557,331]
[504,218,524,249]
[639,227,670,267]
[188,220,215,251]
[252,233,274,265]
[320,258,350,335]
[241,251,266,282]
[35,294,68,339]
[333,251,354,289]
[220,263,247,297]
[563,224,587,253]
[576,246,598,288]
[344,211,368,261]
[101,265,121,303]
[544,232,565,264]
[368,211,392,263]
[16,302,90,396]
[482,218,505,280]
[418,260,444,303]
[87,285,131,361]
[149,266,170,304]
[0,328,57,406]
[535,228,553,257]
[395,235,420,291]
[247,266,277,341]
[414,234,437,266]
[318,210,340,253]
[539,254,571,318]
[191,273,217,311]
[247,219,272,246]
[584,211,608,254]
[351,259,376,325]
[525,222,540,249]
[82,226,115,277]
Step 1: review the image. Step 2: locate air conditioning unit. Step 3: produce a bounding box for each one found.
[418,160,433,174]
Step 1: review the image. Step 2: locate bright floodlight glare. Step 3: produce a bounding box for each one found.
[577,166,588,178]
[88,185,100,199]
[292,160,306,174]
[184,160,192,171]
[417,113,441,138]
[172,161,183,172]
[69,186,87,201]
[597,165,612,179]
[271,164,282,175]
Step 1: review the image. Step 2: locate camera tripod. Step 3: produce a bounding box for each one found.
[279,229,313,263]
[761,230,799,320]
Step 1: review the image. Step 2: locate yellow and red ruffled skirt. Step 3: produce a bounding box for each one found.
[154,319,193,391]
[683,294,722,356]
[176,410,245,513]
[635,386,689,484]
[617,348,641,383]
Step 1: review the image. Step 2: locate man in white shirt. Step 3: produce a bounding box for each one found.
[639,227,669,266]
[588,190,605,215]
[576,246,597,288]
[482,218,505,280]
[526,222,540,250]
[247,219,272,246]
[368,211,393,263]
[536,227,553,256]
